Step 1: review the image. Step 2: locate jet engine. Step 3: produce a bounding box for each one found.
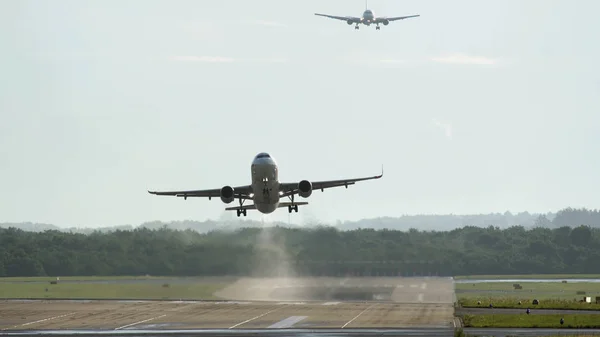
[220,186,235,203]
[298,180,312,198]
[347,20,353,25]
[382,20,389,25]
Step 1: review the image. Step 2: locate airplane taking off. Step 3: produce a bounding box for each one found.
[148,152,383,217]
[315,1,419,30]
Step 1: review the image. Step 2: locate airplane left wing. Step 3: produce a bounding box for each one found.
[375,15,420,23]
[278,167,383,199]
[315,13,361,23]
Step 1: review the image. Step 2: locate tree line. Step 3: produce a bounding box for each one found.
[1,220,599,277]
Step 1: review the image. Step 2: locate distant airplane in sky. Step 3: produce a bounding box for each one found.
[315,1,420,30]
[148,152,383,217]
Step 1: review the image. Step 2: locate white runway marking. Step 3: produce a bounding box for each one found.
[2,312,76,331]
[418,293,424,302]
[410,284,418,288]
[114,314,167,330]
[229,305,285,329]
[323,302,340,305]
[267,316,307,329]
[421,283,427,289]
[396,284,404,288]
[341,304,377,329]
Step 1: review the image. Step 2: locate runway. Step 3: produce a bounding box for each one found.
[2,328,600,337]
[0,277,455,332]
[2,277,599,337]
[0,299,454,330]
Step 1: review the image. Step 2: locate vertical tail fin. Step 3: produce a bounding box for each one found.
[365,0,368,10]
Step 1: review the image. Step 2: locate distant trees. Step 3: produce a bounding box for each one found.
[1,210,600,277]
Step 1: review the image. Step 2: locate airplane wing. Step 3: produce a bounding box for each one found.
[148,185,253,200]
[278,167,383,199]
[375,15,420,23]
[315,13,361,23]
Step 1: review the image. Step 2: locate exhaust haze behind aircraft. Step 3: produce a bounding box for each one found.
[315,0,419,30]
[148,152,383,217]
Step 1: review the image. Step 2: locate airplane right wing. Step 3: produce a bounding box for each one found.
[315,13,361,23]
[148,185,253,200]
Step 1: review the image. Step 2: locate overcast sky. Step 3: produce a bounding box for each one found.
[1,0,599,228]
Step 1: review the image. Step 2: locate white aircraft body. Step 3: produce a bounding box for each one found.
[315,2,419,30]
[148,152,383,217]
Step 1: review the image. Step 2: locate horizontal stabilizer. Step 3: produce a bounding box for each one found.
[225,202,308,211]
[277,202,308,208]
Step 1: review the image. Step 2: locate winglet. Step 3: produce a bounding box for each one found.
[380,165,384,178]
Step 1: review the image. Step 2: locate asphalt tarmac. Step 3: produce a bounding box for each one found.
[1,277,599,337]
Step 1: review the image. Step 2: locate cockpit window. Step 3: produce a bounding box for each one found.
[256,153,270,159]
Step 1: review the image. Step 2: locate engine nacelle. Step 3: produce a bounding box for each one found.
[298,180,313,198]
[382,20,389,25]
[347,20,353,25]
[220,185,234,204]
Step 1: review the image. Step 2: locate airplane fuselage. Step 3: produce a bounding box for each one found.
[361,9,375,25]
[250,155,280,214]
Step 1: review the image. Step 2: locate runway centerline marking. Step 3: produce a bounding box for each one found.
[418,293,424,302]
[341,303,377,329]
[114,314,167,330]
[2,312,76,330]
[421,282,427,289]
[267,316,307,329]
[228,305,286,329]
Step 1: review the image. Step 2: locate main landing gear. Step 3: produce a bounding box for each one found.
[376,24,380,30]
[355,24,359,30]
[288,204,298,213]
[236,197,247,217]
[287,194,299,213]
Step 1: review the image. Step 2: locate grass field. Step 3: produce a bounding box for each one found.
[456,281,600,310]
[461,314,600,328]
[458,297,600,310]
[454,274,600,280]
[0,278,235,300]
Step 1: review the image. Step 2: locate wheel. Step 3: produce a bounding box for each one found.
[243,209,247,216]
[294,205,298,213]
[288,205,293,213]
[236,210,241,217]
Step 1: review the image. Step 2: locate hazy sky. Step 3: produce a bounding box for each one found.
[1,0,599,228]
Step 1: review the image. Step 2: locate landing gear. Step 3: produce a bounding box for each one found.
[287,194,299,213]
[236,197,247,217]
[376,25,380,30]
[355,24,359,30]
